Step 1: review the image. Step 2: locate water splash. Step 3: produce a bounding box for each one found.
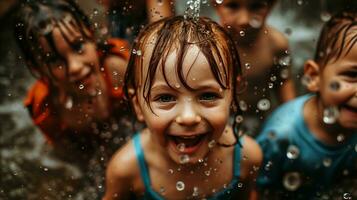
[184,0,202,21]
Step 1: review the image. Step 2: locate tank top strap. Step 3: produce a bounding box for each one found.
[133,133,151,188]
[233,136,244,177]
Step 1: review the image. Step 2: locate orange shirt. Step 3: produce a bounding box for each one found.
[24,38,130,144]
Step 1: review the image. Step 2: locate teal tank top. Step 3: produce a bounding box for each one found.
[132,133,245,200]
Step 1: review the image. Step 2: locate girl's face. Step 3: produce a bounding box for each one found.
[38,18,105,97]
[134,45,232,164]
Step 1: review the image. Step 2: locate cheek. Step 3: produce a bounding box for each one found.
[321,80,356,105]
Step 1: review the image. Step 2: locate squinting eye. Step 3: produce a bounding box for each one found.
[72,40,85,54]
[341,71,357,79]
[200,92,219,101]
[155,94,176,103]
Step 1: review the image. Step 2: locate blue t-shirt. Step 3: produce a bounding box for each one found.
[257,95,357,198]
[132,133,247,200]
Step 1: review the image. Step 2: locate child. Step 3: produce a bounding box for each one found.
[103,16,262,200]
[213,0,296,136]
[15,0,131,161]
[257,9,357,199]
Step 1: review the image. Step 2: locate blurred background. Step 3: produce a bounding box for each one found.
[0,0,355,199]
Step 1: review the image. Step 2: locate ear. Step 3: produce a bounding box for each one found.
[303,59,320,92]
[131,95,145,122]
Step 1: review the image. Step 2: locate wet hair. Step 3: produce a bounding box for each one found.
[14,0,93,81]
[124,16,243,147]
[314,8,357,66]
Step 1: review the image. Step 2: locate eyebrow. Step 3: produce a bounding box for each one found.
[151,81,223,92]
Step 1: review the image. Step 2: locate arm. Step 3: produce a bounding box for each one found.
[103,143,137,200]
[240,136,263,200]
[146,0,175,22]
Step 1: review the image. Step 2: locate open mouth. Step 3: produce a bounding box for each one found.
[168,133,208,154]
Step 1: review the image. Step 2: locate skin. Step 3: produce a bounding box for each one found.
[103,44,262,199]
[215,0,295,115]
[303,36,357,146]
[37,17,127,131]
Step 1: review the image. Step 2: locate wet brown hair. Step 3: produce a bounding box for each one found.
[124,16,243,146]
[314,8,357,66]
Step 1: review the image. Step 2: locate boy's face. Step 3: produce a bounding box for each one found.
[134,45,232,164]
[37,18,105,97]
[318,42,357,129]
[215,0,271,39]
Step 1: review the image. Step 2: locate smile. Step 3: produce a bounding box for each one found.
[168,133,208,154]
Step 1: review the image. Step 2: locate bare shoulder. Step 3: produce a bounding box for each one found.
[266,26,289,52]
[103,139,139,200]
[240,135,263,179]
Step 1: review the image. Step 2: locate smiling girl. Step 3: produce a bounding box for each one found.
[103,16,262,200]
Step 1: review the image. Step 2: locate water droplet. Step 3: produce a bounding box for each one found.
[179,154,190,164]
[279,55,292,66]
[192,187,199,197]
[245,63,251,69]
[65,96,73,109]
[168,169,174,174]
[320,11,332,22]
[177,143,185,152]
[93,9,99,15]
[286,145,300,160]
[337,134,345,142]
[323,106,339,124]
[159,186,165,194]
[175,83,181,88]
[132,49,137,54]
[329,81,340,91]
[44,167,48,171]
[283,172,301,191]
[270,76,277,82]
[237,182,243,188]
[301,75,312,86]
[136,50,142,56]
[257,98,271,111]
[235,115,244,123]
[249,17,262,28]
[79,84,84,90]
[280,68,289,79]
[297,0,303,6]
[239,31,245,37]
[208,140,216,148]
[239,100,248,111]
[204,170,210,176]
[265,161,273,171]
[268,82,274,89]
[216,0,223,4]
[176,181,185,191]
[322,158,332,167]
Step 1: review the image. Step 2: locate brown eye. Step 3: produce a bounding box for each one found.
[199,92,220,101]
[155,94,176,103]
[72,40,85,54]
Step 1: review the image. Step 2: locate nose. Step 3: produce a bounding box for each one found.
[67,57,84,81]
[175,101,201,126]
[235,8,250,28]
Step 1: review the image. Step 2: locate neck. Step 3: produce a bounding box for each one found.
[232,27,265,48]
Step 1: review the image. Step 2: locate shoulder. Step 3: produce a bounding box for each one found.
[266,26,289,53]
[106,139,139,180]
[240,135,263,179]
[104,137,141,199]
